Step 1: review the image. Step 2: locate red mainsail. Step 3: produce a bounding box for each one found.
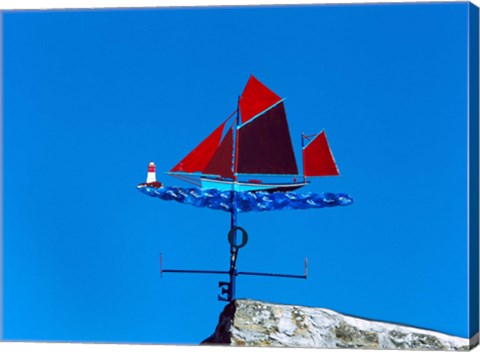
[170,121,227,174]
[237,102,298,175]
[302,131,339,177]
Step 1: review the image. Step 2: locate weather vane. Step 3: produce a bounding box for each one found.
[137,75,353,302]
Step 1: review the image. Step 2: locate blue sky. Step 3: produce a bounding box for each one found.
[2,2,472,344]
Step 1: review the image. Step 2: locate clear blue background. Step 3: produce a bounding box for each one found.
[2,3,471,343]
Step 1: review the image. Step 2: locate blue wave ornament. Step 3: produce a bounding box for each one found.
[138,186,353,213]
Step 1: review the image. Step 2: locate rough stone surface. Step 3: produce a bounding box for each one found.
[202,299,470,350]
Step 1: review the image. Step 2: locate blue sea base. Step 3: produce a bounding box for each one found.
[138,186,353,213]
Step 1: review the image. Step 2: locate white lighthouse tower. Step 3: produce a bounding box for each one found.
[146,161,157,183]
[137,161,162,188]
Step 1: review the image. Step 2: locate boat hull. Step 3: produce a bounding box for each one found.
[137,181,163,189]
[201,178,308,192]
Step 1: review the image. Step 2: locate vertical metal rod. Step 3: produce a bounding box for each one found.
[229,200,237,301]
[228,101,241,301]
[301,132,306,183]
[234,97,240,182]
[160,252,163,278]
[304,257,308,277]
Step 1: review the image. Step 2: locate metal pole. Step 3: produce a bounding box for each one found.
[228,99,241,301]
[229,200,237,301]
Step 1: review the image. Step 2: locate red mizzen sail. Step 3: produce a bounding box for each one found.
[237,102,298,175]
[239,75,282,124]
[303,131,339,177]
[170,121,227,173]
[204,126,234,179]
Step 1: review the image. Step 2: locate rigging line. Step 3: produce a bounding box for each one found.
[302,130,324,150]
[168,171,221,177]
[221,108,239,125]
[176,175,201,186]
[176,174,200,182]
[303,133,318,141]
[170,174,201,187]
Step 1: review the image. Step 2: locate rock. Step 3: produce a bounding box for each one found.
[202,299,472,350]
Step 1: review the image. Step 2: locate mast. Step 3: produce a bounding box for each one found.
[234,96,240,182]
[302,132,306,182]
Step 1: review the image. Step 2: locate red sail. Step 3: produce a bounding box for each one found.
[170,121,226,173]
[204,127,234,178]
[303,131,339,177]
[237,102,298,175]
[239,75,282,124]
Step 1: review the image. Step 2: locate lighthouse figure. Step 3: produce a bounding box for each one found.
[137,161,163,189]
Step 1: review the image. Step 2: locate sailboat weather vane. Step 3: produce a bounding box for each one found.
[137,75,353,302]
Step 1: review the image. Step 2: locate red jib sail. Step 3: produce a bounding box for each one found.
[204,126,234,179]
[170,121,227,174]
[303,131,339,177]
[239,75,282,124]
